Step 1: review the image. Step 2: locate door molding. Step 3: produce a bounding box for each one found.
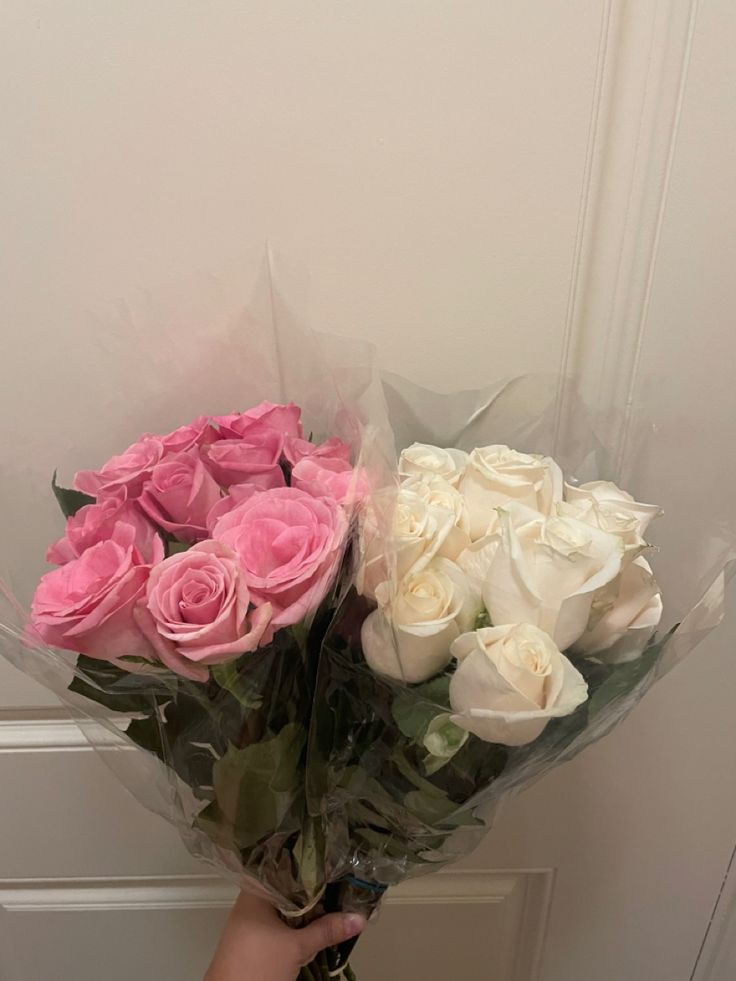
[0,709,130,752]
[554,0,701,482]
[691,844,736,981]
[0,869,553,913]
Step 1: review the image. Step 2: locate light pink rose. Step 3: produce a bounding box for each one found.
[215,401,303,440]
[144,416,219,454]
[284,436,353,467]
[75,437,165,499]
[135,540,271,683]
[212,486,348,631]
[31,524,154,662]
[139,450,222,542]
[47,490,162,564]
[206,483,262,533]
[292,456,369,507]
[203,429,285,490]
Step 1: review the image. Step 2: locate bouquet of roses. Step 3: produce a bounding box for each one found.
[1,276,730,981]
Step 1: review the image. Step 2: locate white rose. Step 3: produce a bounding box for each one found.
[572,556,663,663]
[556,498,647,558]
[565,480,662,538]
[456,500,544,583]
[482,509,623,651]
[399,443,469,486]
[449,623,588,746]
[361,558,480,683]
[401,474,472,560]
[460,445,563,539]
[357,487,455,600]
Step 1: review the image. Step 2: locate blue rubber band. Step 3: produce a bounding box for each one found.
[345,875,387,894]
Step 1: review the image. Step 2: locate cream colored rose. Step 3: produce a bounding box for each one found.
[357,487,455,600]
[399,443,469,486]
[401,474,471,561]
[460,445,563,539]
[449,623,588,746]
[572,556,663,663]
[481,509,623,651]
[556,498,647,558]
[361,558,480,683]
[456,500,543,583]
[565,481,662,538]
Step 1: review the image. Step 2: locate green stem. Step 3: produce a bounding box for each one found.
[298,956,357,981]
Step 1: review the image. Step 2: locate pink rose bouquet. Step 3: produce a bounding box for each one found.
[32,402,360,686]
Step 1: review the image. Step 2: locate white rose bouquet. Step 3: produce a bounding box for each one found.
[0,269,730,980]
[358,444,664,749]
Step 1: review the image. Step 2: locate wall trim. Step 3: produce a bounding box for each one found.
[0,710,131,752]
[0,869,553,914]
[553,0,701,482]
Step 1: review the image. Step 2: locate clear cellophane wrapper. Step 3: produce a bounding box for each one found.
[1,262,734,977]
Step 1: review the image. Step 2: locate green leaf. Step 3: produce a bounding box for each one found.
[352,826,428,865]
[403,788,462,825]
[193,799,236,852]
[210,723,306,849]
[293,817,325,898]
[212,660,264,710]
[52,471,95,519]
[392,696,440,743]
[392,747,483,828]
[392,748,441,793]
[166,540,191,556]
[415,675,452,704]
[125,715,166,756]
[587,628,675,719]
[68,654,170,714]
[392,677,464,775]
[424,754,454,777]
[392,675,451,742]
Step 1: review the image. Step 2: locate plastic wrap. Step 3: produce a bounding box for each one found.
[1,262,734,978]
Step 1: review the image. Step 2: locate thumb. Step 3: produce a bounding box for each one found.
[297,912,366,965]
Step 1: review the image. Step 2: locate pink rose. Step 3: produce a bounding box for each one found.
[144,416,219,454]
[134,541,271,682]
[284,436,353,467]
[215,401,303,440]
[206,483,262,533]
[47,490,162,564]
[75,437,165,499]
[292,456,369,507]
[212,486,348,631]
[139,450,222,543]
[31,525,154,662]
[204,429,285,490]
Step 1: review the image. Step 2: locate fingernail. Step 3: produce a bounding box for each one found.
[343,913,366,937]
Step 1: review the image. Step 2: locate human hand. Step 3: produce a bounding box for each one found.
[205,891,366,981]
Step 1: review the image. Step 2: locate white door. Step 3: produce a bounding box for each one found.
[1,3,735,979]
